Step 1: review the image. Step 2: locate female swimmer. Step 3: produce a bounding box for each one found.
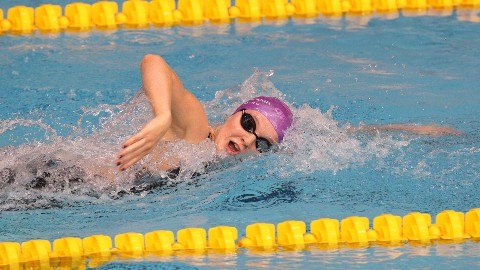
[115,54,460,171]
[115,54,292,171]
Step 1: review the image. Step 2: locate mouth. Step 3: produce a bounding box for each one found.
[227,141,240,155]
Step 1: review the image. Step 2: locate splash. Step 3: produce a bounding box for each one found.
[206,69,411,177]
[0,70,410,210]
[277,105,410,176]
[204,69,285,123]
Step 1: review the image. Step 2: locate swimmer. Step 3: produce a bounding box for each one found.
[115,54,460,171]
[115,54,292,171]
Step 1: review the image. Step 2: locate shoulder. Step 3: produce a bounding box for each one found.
[170,90,210,143]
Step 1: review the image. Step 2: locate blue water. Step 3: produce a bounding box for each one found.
[1,1,480,269]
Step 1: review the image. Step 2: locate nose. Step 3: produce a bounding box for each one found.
[242,132,257,149]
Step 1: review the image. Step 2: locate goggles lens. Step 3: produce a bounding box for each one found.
[240,110,272,153]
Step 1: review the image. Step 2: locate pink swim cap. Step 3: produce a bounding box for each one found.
[234,96,293,142]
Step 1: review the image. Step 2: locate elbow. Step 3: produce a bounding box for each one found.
[140,54,174,75]
[141,54,166,68]
[142,54,163,62]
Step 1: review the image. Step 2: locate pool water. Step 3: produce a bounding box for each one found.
[1,1,480,269]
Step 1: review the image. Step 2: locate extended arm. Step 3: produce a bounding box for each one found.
[348,124,461,136]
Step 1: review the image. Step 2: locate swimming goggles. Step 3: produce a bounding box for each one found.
[240,109,272,153]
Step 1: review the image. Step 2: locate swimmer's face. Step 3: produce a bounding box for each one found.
[213,110,278,155]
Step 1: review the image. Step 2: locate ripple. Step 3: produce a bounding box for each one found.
[120,29,177,46]
[221,181,300,211]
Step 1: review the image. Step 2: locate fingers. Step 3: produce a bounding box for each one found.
[122,131,144,149]
[420,126,461,136]
[442,127,461,135]
[116,138,151,171]
[423,125,461,136]
[119,135,146,158]
[118,151,147,171]
[115,118,168,171]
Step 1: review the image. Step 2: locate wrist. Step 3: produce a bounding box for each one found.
[153,112,172,125]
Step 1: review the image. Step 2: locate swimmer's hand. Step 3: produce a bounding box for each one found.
[348,124,461,136]
[116,115,171,171]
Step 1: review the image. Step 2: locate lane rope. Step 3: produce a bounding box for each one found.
[1,208,479,267]
[1,0,479,35]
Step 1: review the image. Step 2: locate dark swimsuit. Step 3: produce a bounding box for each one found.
[1,133,215,198]
[130,131,214,194]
